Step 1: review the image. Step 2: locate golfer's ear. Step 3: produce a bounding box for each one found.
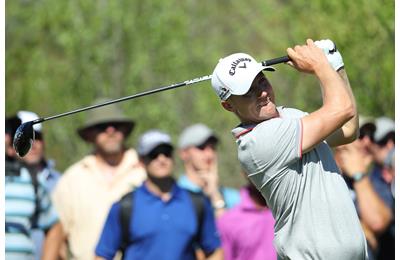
[221,100,234,112]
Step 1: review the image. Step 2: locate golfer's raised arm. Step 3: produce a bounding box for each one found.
[325,68,358,147]
[287,39,356,153]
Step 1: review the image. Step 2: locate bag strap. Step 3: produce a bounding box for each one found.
[30,172,41,229]
[119,190,134,253]
[24,166,41,229]
[187,191,205,243]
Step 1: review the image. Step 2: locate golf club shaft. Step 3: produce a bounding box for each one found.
[30,55,290,125]
[32,75,212,125]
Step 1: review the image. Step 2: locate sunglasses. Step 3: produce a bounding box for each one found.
[147,145,174,161]
[359,127,375,142]
[93,122,128,133]
[196,138,218,151]
[34,131,43,141]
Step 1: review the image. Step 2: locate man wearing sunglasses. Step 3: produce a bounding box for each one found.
[52,99,146,260]
[178,124,240,217]
[95,130,222,260]
[368,116,395,260]
[335,116,392,260]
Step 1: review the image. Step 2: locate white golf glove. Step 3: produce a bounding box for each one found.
[314,39,344,71]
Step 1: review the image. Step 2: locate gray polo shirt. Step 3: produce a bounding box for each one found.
[232,106,368,260]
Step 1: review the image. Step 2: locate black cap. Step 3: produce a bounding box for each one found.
[5,115,22,137]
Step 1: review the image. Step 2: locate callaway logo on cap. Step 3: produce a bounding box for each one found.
[229,57,252,75]
[211,53,275,100]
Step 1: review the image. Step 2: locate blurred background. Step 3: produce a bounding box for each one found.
[5,0,394,188]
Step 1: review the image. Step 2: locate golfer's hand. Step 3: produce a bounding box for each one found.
[286,39,332,74]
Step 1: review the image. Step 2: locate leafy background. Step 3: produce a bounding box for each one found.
[6,0,395,187]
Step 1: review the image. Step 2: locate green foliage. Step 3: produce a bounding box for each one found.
[6,0,394,188]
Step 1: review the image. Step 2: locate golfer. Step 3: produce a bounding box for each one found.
[211,39,368,259]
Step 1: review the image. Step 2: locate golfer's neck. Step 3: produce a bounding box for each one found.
[239,110,280,125]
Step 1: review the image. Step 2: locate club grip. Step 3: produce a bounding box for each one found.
[261,56,290,66]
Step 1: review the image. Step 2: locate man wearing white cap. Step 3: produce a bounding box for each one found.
[17,111,63,260]
[334,116,392,260]
[370,117,395,167]
[5,111,63,260]
[368,116,395,260]
[211,39,367,259]
[16,111,61,193]
[178,123,240,217]
[95,130,222,260]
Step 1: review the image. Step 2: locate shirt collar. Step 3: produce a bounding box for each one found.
[231,124,258,139]
[140,181,183,201]
[231,106,284,139]
[177,175,202,192]
[81,148,141,174]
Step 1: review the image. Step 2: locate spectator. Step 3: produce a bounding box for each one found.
[95,130,222,260]
[368,116,395,260]
[178,123,240,217]
[5,114,20,161]
[17,111,62,192]
[16,111,62,260]
[386,149,395,198]
[217,176,276,260]
[357,116,377,155]
[5,114,63,260]
[335,117,393,260]
[52,99,146,260]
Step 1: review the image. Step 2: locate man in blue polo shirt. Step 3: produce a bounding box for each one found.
[95,129,222,260]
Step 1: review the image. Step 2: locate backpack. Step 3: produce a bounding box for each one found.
[119,189,205,253]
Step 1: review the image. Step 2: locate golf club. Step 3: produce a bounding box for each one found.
[13,55,290,157]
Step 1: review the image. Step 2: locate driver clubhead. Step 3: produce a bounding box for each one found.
[13,121,35,157]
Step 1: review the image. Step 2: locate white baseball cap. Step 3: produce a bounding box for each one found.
[137,129,173,157]
[211,53,275,100]
[17,110,42,133]
[374,117,395,143]
[178,123,218,149]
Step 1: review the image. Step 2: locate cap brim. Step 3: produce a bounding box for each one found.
[139,143,174,157]
[230,64,275,96]
[77,121,135,142]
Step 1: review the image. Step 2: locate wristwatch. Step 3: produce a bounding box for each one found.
[352,172,368,183]
[212,199,226,209]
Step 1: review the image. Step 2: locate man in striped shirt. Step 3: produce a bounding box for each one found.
[5,114,63,260]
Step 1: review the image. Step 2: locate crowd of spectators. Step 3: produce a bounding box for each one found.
[5,102,394,259]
